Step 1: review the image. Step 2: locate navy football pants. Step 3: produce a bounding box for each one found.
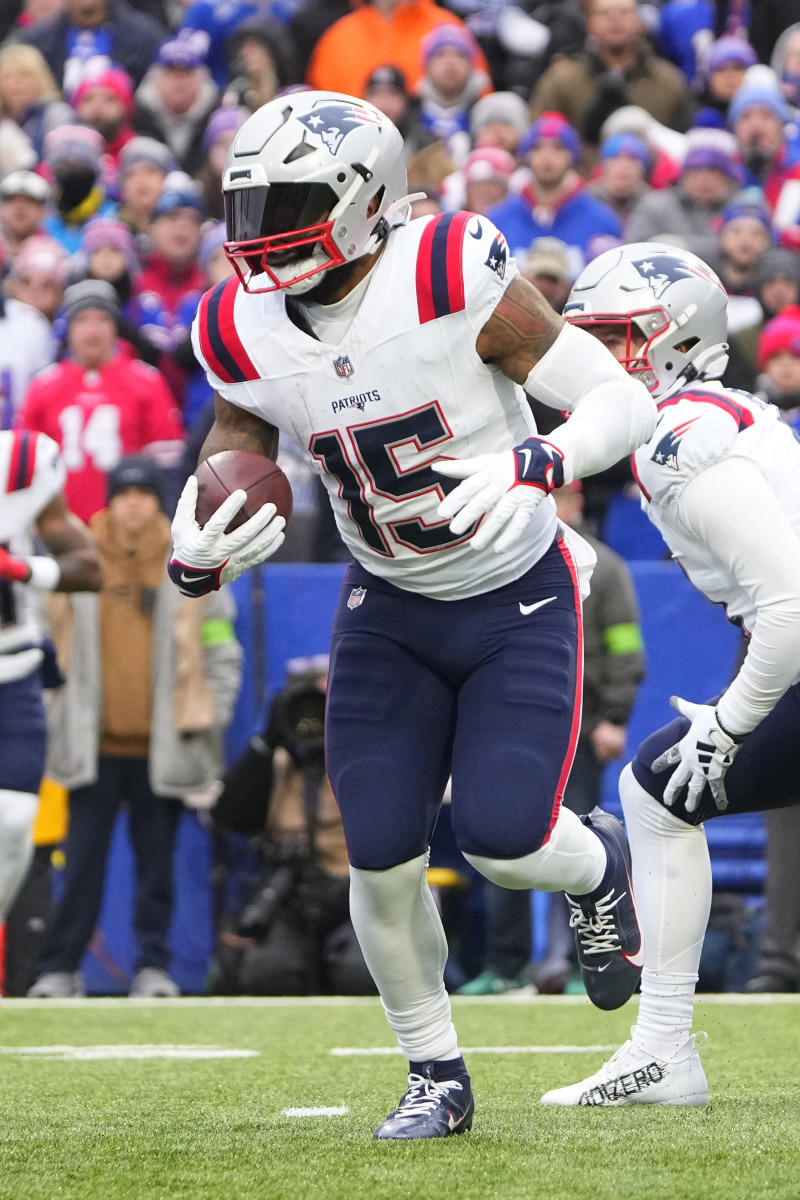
[0,668,46,794]
[632,683,800,825]
[326,538,583,870]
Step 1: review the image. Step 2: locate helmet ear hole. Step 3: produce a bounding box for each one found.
[675,335,700,353]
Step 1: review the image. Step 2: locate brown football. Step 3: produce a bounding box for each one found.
[193,451,293,533]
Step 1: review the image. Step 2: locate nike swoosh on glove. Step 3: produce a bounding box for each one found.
[434,438,565,553]
[168,475,286,597]
[651,696,746,813]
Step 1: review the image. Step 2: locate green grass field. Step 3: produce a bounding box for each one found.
[2,995,799,1200]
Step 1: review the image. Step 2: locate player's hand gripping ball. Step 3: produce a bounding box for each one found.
[168,451,291,597]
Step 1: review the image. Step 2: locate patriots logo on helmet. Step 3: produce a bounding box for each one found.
[650,417,698,469]
[485,234,507,279]
[631,254,719,300]
[297,102,383,155]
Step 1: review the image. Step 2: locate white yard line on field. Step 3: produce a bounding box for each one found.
[0,1044,260,1060]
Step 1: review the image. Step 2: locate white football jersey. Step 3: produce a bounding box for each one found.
[633,382,800,634]
[192,213,562,601]
[0,429,65,665]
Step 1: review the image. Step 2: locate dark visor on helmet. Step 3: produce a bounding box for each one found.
[224,182,339,242]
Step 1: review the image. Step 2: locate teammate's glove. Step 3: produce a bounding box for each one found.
[0,548,31,583]
[651,696,746,813]
[434,437,565,553]
[168,475,285,598]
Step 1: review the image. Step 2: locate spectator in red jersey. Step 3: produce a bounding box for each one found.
[17,280,184,521]
[72,66,137,197]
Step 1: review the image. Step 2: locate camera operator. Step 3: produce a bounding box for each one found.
[210,655,375,996]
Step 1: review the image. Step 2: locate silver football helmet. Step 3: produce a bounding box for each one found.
[564,242,729,398]
[221,90,417,295]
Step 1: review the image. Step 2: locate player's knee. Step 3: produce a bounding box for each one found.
[349,854,428,920]
[463,848,547,890]
[620,762,694,835]
[0,789,38,848]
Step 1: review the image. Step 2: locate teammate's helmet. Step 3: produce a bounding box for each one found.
[564,242,729,398]
[221,90,415,295]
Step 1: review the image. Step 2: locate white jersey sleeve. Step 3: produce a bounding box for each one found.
[678,455,800,734]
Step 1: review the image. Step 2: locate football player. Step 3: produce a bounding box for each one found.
[169,91,658,1138]
[0,429,101,923]
[541,241,800,1108]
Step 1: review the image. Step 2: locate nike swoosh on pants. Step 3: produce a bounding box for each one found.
[519,596,557,616]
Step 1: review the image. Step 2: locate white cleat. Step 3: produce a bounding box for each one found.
[540,1034,709,1107]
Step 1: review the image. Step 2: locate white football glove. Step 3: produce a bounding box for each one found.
[434,438,565,553]
[651,696,745,813]
[168,475,285,597]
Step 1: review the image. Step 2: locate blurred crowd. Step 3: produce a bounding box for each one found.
[4,0,800,997]
[3,1,800,536]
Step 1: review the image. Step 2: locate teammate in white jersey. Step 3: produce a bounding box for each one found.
[167,91,657,1138]
[542,240,800,1108]
[0,429,101,925]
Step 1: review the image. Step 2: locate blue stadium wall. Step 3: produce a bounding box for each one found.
[78,559,758,994]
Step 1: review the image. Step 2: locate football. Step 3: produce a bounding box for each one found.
[193,450,293,533]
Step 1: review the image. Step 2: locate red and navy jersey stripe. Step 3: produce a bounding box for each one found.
[658,387,755,432]
[197,277,260,385]
[416,211,471,324]
[5,429,37,493]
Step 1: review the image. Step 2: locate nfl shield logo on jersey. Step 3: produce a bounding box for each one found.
[334,355,354,378]
[347,586,366,609]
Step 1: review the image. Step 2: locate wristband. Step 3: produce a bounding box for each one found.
[27,556,61,590]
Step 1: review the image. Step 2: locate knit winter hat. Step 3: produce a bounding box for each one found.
[753,246,800,289]
[10,235,69,285]
[721,188,772,231]
[728,85,790,128]
[462,146,516,184]
[43,124,103,169]
[706,36,758,75]
[470,91,529,140]
[118,137,177,178]
[202,106,249,154]
[520,113,581,164]
[72,67,135,117]
[63,278,120,325]
[599,132,649,167]
[157,30,208,70]
[107,454,164,505]
[758,305,800,369]
[681,127,743,182]
[421,23,479,65]
[81,216,140,276]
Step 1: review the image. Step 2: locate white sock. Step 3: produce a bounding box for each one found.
[620,763,711,1060]
[0,789,38,921]
[349,853,459,1063]
[463,806,606,894]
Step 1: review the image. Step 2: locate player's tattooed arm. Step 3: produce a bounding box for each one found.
[198,393,280,464]
[475,276,564,384]
[36,495,102,591]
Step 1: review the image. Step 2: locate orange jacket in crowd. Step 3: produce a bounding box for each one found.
[306,0,491,99]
